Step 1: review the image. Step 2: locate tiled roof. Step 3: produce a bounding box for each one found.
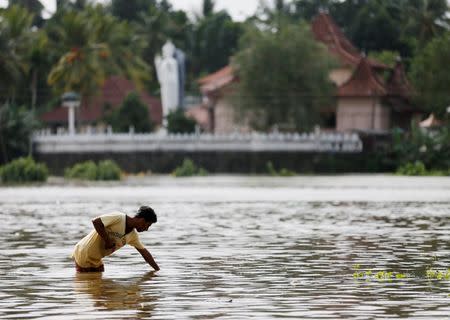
[198,65,236,94]
[311,13,388,69]
[41,76,162,125]
[338,57,387,97]
[387,60,413,98]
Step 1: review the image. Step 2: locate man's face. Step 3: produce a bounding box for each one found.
[136,218,152,232]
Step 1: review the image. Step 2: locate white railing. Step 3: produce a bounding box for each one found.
[33,130,363,153]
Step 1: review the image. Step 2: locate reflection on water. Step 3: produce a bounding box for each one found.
[0,176,449,319]
[74,272,157,315]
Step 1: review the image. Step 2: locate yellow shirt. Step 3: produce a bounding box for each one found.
[72,212,144,268]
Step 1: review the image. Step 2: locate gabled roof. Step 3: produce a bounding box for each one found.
[387,60,413,99]
[338,57,387,97]
[198,65,235,95]
[311,13,388,69]
[41,76,162,125]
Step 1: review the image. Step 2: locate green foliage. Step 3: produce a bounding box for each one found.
[426,268,450,280]
[0,157,48,183]
[266,161,296,176]
[167,109,196,134]
[352,264,408,281]
[172,158,208,177]
[410,33,450,118]
[190,10,243,75]
[105,92,153,133]
[233,23,336,131]
[0,5,35,100]
[368,50,400,67]
[64,160,98,180]
[392,124,450,172]
[396,161,427,176]
[47,6,150,98]
[65,160,122,180]
[0,104,40,163]
[97,160,122,180]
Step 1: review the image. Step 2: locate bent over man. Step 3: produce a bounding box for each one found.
[72,206,160,272]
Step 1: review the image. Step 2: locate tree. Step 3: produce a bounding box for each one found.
[8,0,44,26]
[47,6,150,102]
[167,109,196,134]
[190,11,243,75]
[402,0,449,49]
[202,0,215,17]
[106,92,153,133]
[233,23,336,131]
[409,32,450,118]
[0,5,34,103]
[0,104,39,163]
[110,0,157,22]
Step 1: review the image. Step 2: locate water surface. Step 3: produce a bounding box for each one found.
[1,175,449,319]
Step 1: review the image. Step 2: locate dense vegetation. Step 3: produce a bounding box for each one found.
[0,157,48,183]
[64,160,122,180]
[0,0,448,173]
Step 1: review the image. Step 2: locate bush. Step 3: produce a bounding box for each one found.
[97,160,122,180]
[0,104,40,164]
[173,158,208,177]
[396,161,427,176]
[0,157,48,183]
[105,92,153,133]
[167,109,196,134]
[392,123,450,172]
[65,161,98,180]
[65,160,122,180]
[266,161,296,176]
[396,161,450,176]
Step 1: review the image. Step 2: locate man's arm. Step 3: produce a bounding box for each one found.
[136,247,160,271]
[92,218,115,250]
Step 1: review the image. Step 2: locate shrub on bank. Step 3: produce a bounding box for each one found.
[0,157,48,183]
[65,160,122,180]
[266,161,296,176]
[173,158,208,177]
[396,161,449,176]
[97,160,122,180]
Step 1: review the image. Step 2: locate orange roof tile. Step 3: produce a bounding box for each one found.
[198,65,236,94]
[338,57,387,97]
[387,60,413,98]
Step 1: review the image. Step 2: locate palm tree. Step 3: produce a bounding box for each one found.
[0,5,33,103]
[403,0,449,47]
[47,10,106,99]
[47,6,151,102]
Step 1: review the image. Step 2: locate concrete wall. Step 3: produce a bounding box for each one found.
[337,97,390,131]
[32,132,366,174]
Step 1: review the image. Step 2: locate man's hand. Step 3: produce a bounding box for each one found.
[137,248,160,271]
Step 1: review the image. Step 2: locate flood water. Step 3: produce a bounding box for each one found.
[1,175,450,319]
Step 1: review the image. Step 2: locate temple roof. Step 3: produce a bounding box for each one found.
[41,76,162,125]
[387,60,414,99]
[338,57,387,97]
[311,12,388,69]
[198,65,235,95]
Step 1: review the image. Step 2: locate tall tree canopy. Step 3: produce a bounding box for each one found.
[233,23,336,131]
[409,32,450,118]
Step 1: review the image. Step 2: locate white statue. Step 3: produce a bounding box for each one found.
[155,41,179,127]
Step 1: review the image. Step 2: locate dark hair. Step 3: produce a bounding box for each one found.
[135,206,157,223]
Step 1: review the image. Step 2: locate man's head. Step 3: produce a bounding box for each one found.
[134,206,157,232]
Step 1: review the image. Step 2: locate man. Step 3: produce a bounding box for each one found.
[72,206,160,272]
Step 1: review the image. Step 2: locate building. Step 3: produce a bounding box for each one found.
[193,12,418,133]
[41,76,162,132]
